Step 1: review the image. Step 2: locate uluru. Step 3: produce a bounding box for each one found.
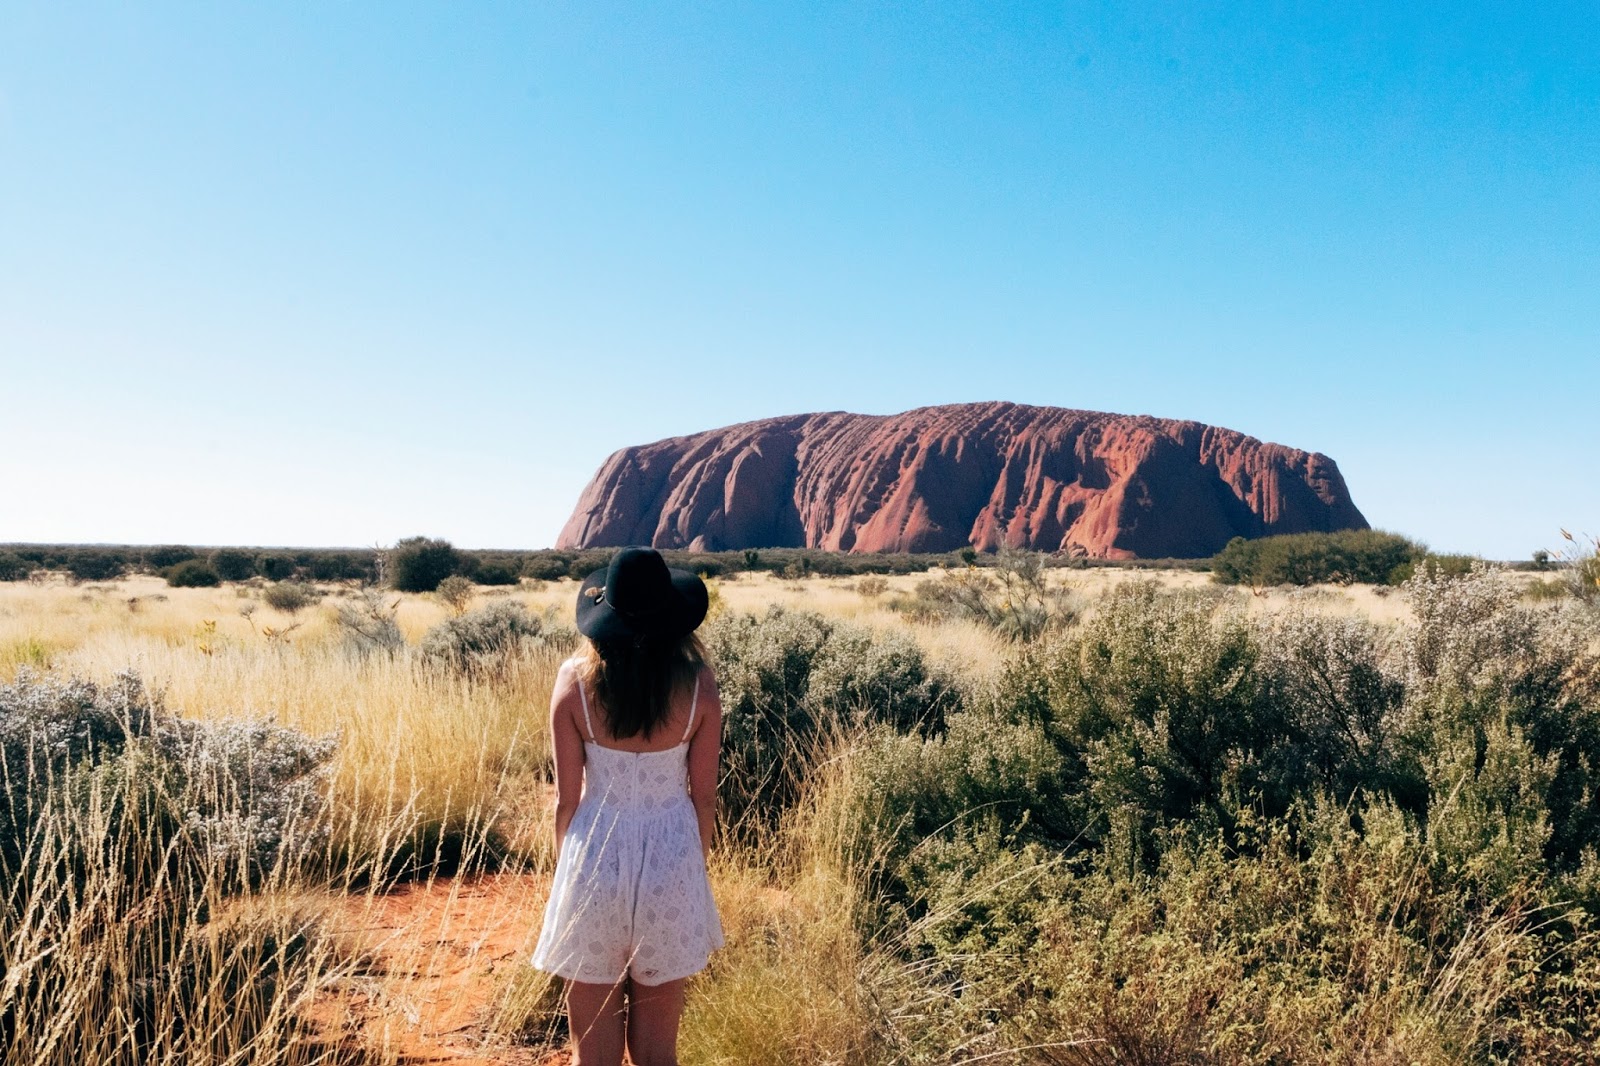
[556,402,1369,559]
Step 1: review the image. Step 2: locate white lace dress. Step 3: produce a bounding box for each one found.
[531,673,724,986]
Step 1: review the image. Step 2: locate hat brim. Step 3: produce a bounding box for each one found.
[575,566,709,643]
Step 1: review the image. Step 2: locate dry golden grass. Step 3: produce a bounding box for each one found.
[0,564,1574,1064]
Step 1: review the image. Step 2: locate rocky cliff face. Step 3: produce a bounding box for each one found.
[556,402,1368,559]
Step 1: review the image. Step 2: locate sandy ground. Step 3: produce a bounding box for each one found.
[313,872,565,1065]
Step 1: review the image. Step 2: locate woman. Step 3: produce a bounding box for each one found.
[531,546,724,1066]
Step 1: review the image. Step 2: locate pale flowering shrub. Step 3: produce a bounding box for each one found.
[0,670,341,1064]
[0,669,337,884]
[420,599,575,676]
[1398,561,1600,874]
[1252,605,1407,807]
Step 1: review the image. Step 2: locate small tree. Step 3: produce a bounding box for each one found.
[263,581,318,615]
[209,548,256,582]
[166,560,221,588]
[144,545,197,570]
[435,575,475,615]
[256,553,296,581]
[387,536,460,593]
[64,551,125,583]
[0,552,31,582]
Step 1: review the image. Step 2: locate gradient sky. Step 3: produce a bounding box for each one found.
[2,3,1596,558]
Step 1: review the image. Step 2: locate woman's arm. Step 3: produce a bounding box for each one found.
[686,667,722,863]
[549,662,586,850]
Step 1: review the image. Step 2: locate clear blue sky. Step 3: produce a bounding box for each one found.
[2,2,1595,558]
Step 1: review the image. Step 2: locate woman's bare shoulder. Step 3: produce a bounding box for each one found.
[550,657,584,702]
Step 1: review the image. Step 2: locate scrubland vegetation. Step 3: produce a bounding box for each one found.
[1,545,1598,1064]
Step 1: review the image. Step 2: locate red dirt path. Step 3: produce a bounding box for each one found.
[313,872,570,1065]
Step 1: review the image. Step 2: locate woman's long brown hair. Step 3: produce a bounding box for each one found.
[577,632,707,740]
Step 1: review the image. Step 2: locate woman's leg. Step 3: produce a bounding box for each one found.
[566,979,626,1066]
[624,976,687,1066]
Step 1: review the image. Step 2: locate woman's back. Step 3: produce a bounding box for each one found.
[568,655,707,754]
[569,658,704,815]
[534,656,724,986]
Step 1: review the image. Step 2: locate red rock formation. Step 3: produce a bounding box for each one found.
[556,402,1368,558]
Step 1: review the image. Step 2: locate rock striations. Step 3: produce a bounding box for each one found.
[557,402,1368,559]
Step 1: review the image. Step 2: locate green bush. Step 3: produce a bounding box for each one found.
[1398,561,1600,875]
[887,803,1600,1063]
[1212,529,1421,586]
[255,552,296,581]
[305,550,377,582]
[0,552,27,581]
[165,560,220,588]
[64,550,126,582]
[799,567,1600,1061]
[143,545,197,570]
[474,563,519,586]
[704,606,958,835]
[387,535,460,593]
[420,600,573,676]
[208,548,256,582]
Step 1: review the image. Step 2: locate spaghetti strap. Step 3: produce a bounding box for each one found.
[576,673,596,742]
[681,676,700,744]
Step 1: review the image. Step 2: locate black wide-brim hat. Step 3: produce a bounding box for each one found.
[576,546,709,643]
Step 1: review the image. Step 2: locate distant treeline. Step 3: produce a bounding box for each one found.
[1207,529,1537,588]
[0,531,1532,590]
[0,540,1211,589]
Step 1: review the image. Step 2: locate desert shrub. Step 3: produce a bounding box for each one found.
[305,549,377,582]
[1019,582,1277,870]
[522,552,578,581]
[142,545,196,570]
[1252,605,1409,809]
[435,574,475,614]
[0,671,342,1064]
[901,547,1072,640]
[1212,529,1421,587]
[474,562,519,586]
[1557,530,1600,602]
[856,575,888,598]
[893,803,1600,1064]
[261,580,318,614]
[254,552,296,581]
[0,670,335,887]
[820,709,1070,904]
[332,588,404,656]
[1388,551,1483,585]
[1397,562,1600,875]
[704,607,958,835]
[63,550,126,582]
[165,560,220,587]
[420,600,572,675]
[0,552,27,582]
[1525,577,1571,602]
[207,548,256,582]
[387,535,460,593]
